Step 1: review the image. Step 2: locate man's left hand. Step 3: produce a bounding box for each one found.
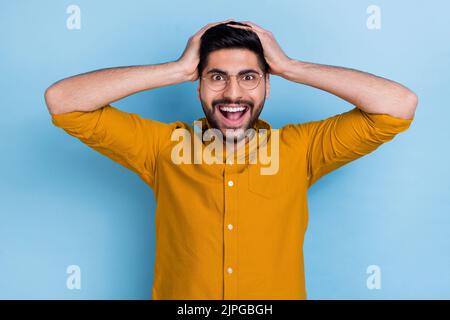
[226,21,292,77]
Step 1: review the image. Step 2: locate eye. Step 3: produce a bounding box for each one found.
[242,73,257,81]
[211,74,225,81]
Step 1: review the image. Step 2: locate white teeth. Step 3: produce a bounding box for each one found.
[218,105,247,112]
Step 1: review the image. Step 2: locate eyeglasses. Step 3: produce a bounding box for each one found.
[201,72,264,91]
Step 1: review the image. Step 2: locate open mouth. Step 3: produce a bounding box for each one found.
[216,104,250,126]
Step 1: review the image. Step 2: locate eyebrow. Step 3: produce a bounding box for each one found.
[206,68,260,76]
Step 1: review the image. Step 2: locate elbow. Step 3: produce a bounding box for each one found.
[407,90,419,110]
[44,84,65,115]
[404,90,418,119]
[395,90,418,120]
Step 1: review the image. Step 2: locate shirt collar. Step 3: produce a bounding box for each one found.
[191,117,272,131]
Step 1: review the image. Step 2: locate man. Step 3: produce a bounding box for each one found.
[45,19,417,300]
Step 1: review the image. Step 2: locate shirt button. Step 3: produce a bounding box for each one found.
[227,180,234,187]
[227,224,233,230]
[227,267,233,274]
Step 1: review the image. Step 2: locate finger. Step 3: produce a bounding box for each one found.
[211,18,235,27]
[226,24,251,29]
[226,24,262,36]
[226,24,255,32]
[208,19,236,29]
[241,21,267,33]
[226,22,263,33]
[196,19,236,37]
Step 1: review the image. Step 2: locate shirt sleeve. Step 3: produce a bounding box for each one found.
[293,107,414,188]
[50,104,174,189]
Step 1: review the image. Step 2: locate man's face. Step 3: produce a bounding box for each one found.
[197,48,270,142]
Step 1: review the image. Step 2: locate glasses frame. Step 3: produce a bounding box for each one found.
[201,72,264,92]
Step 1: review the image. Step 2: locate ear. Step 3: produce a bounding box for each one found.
[265,73,270,99]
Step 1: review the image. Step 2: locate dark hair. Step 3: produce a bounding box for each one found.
[198,21,270,77]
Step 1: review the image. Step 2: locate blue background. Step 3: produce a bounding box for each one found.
[1,0,448,299]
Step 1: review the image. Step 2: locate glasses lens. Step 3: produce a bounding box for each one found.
[239,72,261,90]
[206,74,227,91]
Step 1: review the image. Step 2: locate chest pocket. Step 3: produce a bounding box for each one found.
[247,163,287,199]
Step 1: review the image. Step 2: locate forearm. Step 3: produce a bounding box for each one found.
[45,61,189,115]
[280,59,418,119]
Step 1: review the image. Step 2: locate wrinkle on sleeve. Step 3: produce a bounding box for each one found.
[51,104,175,189]
[289,107,414,188]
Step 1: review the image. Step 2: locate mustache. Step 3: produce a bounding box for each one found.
[212,99,253,109]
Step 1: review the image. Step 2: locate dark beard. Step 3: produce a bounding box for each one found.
[199,97,266,143]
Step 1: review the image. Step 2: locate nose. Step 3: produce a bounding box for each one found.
[222,75,244,100]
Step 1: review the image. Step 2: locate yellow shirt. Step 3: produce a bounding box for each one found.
[51,105,413,300]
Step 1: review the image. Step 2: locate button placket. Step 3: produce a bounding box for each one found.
[223,167,238,299]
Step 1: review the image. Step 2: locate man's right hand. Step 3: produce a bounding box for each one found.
[176,19,235,82]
